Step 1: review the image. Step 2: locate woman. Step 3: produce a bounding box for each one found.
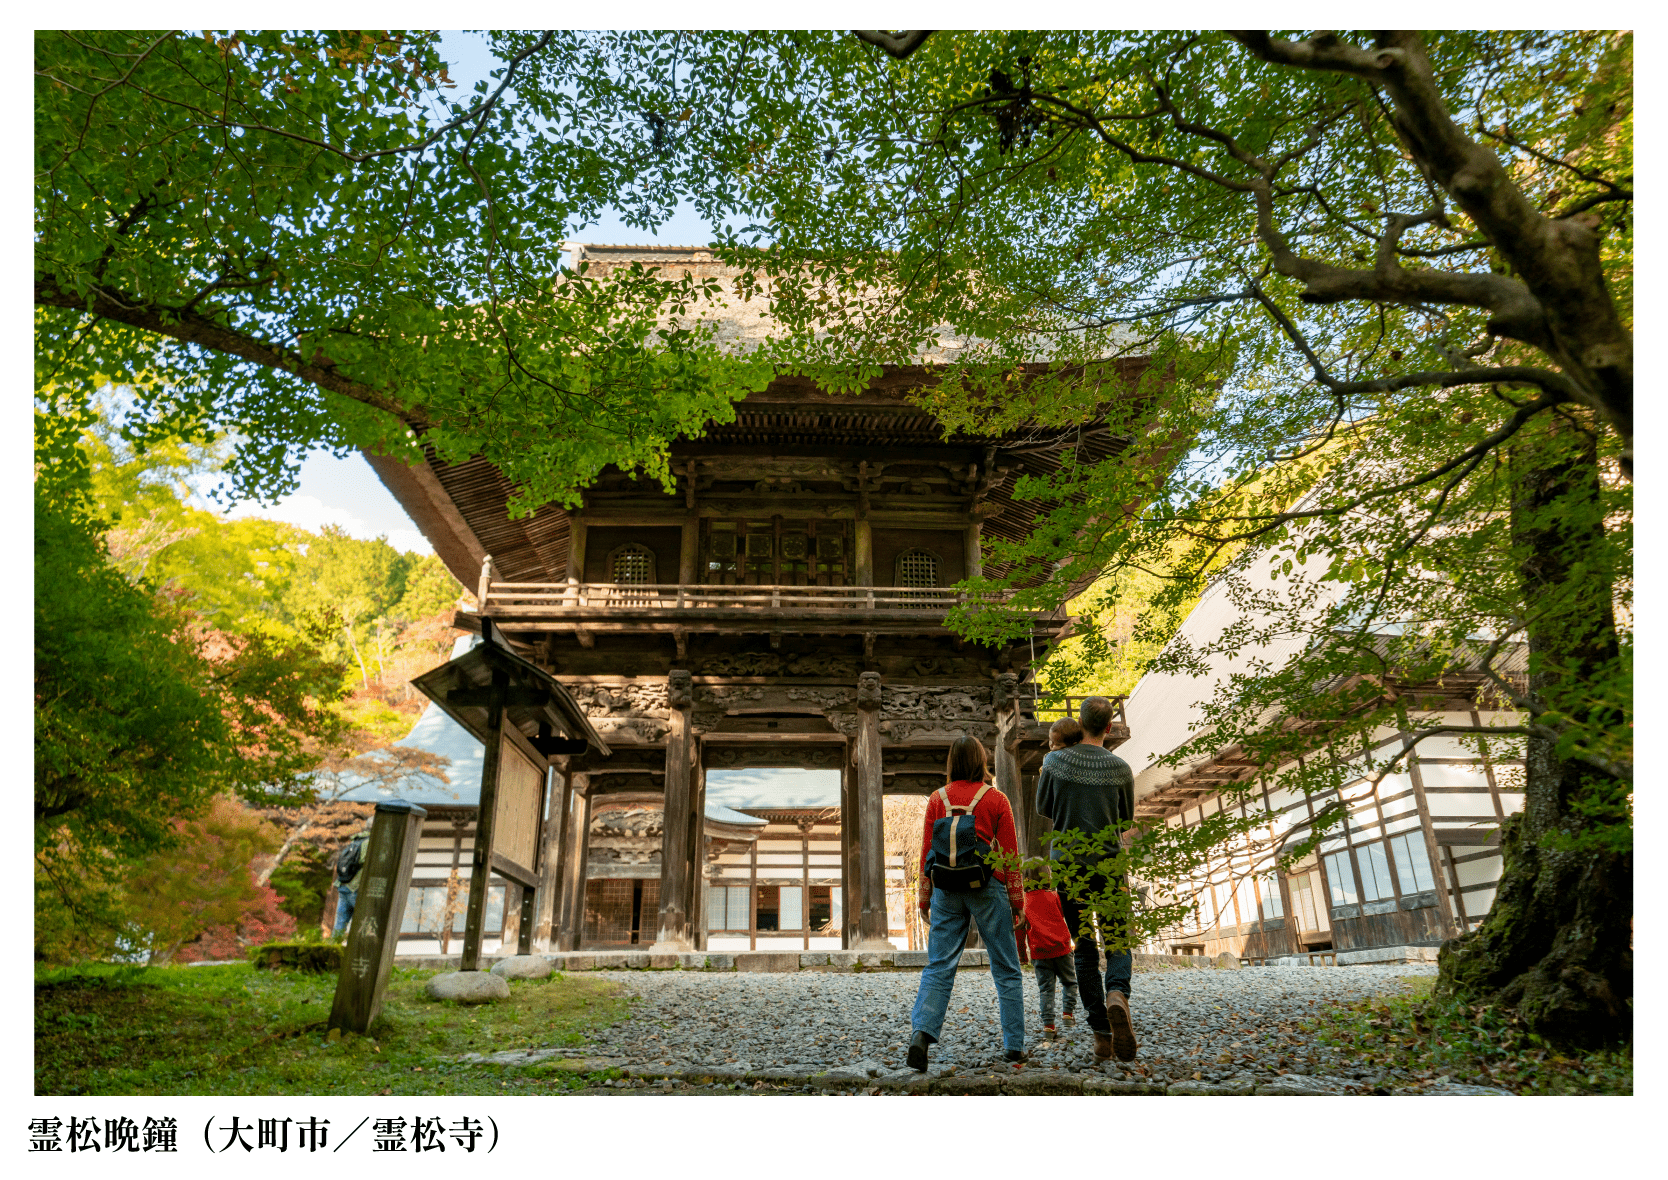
[906,734,1030,1070]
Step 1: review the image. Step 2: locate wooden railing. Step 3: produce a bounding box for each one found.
[1017,694,1129,725]
[481,581,1011,613]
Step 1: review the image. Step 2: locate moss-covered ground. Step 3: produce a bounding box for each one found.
[1304,975,1632,1095]
[36,963,633,1096]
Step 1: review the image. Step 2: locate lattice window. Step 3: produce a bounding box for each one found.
[896,548,939,588]
[610,543,655,584]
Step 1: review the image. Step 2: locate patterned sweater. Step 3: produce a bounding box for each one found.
[1034,743,1135,863]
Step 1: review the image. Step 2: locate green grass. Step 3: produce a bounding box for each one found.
[36,963,634,1096]
[1304,975,1632,1095]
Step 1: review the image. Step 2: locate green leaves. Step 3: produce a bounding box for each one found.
[35,30,780,509]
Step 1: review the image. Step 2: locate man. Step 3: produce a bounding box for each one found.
[1033,696,1139,1061]
[332,821,371,938]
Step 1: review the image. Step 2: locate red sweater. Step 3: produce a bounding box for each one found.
[918,780,1024,912]
[1021,889,1075,961]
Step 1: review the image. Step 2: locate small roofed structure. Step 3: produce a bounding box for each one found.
[402,619,608,969]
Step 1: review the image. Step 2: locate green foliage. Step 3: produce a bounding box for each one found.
[989,818,1272,954]
[249,941,343,973]
[265,845,332,933]
[120,797,285,964]
[594,30,1631,860]
[394,553,467,622]
[35,411,352,960]
[34,963,629,1096]
[1306,981,1632,1095]
[35,30,782,512]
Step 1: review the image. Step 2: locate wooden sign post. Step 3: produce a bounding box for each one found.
[327,799,426,1037]
[410,618,606,974]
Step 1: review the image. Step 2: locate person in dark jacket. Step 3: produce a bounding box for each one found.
[332,822,371,938]
[1034,696,1140,1061]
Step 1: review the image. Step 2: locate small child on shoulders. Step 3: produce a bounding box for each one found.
[1019,862,1078,1038]
[1048,716,1083,751]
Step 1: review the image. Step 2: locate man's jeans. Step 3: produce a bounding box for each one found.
[333,887,357,937]
[1033,954,1078,1025]
[910,885,1027,1052]
[1058,871,1133,1034]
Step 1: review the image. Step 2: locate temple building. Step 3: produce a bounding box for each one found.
[1119,531,1526,966]
[358,244,1151,955]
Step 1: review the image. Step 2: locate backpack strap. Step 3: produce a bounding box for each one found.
[942,783,996,870]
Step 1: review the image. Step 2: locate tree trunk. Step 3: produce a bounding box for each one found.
[257,815,314,887]
[1436,435,1632,1047]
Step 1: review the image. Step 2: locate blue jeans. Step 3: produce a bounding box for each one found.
[910,886,1027,1052]
[333,887,357,937]
[1058,870,1133,1034]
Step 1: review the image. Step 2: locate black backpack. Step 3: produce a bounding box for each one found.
[926,783,996,893]
[335,836,367,886]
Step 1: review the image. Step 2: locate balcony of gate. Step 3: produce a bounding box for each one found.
[469,577,1065,645]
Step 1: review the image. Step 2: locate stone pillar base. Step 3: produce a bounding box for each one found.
[850,936,895,952]
[649,938,694,954]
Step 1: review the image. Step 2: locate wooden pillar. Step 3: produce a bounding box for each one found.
[854,520,874,587]
[679,515,700,586]
[1406,744,1458,940]
[993,672,1026,856]
[839,759,857,949]
[801,822,812,951]
[691,755,708,951]
[557,778,592,951]
[853,672,891,949]
[328,800,427,1035]
[652,670,696,950]
[500,882,523,952]
[531,763,573,951]
[965,521,984,580]
[459,668,508,971]
[566,518,588,583]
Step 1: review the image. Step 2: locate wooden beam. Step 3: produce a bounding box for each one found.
[531,766,571,952]
[459,669,507,971]
[489,851,539,889]
[556,779,592,951]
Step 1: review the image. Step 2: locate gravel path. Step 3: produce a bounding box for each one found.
[572,964,1438,1092]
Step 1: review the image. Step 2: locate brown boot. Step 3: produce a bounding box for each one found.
[1092,1031,1113,1060]
[1107,991,1139,1061]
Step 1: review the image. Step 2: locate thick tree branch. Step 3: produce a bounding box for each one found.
[34,278,420,426]
[1230,30,1633,470]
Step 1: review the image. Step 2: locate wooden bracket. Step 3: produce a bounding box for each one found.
[769,630,783,650]
[674,627,688,661]
[575,626,595,649]
[863,632,876,662]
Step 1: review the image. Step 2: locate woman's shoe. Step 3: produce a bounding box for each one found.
[907,1031,932,1072]
[1043,1025,1058,1041]
[1003,1049,1027,1065]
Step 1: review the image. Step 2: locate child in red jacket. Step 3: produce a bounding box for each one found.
[1020,863,1079,1039]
